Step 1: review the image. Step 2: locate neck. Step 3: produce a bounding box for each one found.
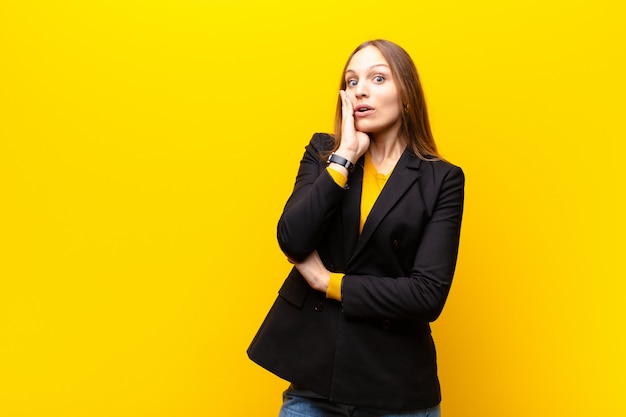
[367,134,406,174]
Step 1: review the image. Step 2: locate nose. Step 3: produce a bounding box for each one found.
[355,81,369,98]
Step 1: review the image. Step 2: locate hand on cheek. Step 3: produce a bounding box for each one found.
[338,90,370,162]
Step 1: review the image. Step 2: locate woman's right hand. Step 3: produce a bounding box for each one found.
[337,90,370,163]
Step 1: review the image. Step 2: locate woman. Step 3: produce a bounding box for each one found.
[248,39,464,417]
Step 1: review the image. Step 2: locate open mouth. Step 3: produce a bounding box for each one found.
[354,105,375,116]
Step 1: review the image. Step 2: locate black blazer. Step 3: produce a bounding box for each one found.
[248,133,464,410]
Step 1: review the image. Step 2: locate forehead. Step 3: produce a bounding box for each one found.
[346,46,390,73]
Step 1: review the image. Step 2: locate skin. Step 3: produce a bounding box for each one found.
[291,46,407,293]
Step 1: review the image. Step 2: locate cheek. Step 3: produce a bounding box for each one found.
[392,104,402,119]
[381,90,401,112]
[383,100,402,120]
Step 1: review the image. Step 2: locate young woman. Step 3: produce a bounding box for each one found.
[248,39,464,417]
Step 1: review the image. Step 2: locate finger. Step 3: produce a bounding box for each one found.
[339,91,354,130]
[339,90,353,114]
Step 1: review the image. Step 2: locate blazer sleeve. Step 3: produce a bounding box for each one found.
[341,164,465,322]
[277,133,346,262]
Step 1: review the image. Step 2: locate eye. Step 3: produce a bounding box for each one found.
[346,79,358,87]
[373,75,385,83]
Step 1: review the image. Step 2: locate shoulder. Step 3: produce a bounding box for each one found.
[421,157,463,177]
[418,157,465,188]
[308,132,336,154]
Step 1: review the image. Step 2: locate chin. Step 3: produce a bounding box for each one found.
[355,121,377,133]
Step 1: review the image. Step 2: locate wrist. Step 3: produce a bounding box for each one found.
[320,271,331,293]
[327,152,355,173]
[334,147,358,163]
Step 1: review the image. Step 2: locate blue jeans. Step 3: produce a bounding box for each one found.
[278,385,441,417]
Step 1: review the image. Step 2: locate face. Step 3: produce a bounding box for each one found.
[344,46,402,139]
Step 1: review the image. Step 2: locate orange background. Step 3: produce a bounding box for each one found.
[1,1,625,416]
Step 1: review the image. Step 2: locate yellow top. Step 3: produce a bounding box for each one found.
[325,153,393,301]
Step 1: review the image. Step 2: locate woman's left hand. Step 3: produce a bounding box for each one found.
[289,250,330,293]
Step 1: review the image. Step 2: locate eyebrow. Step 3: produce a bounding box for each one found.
[345,64,390,74]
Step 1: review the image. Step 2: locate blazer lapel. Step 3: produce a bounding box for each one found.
[348,149,422,262]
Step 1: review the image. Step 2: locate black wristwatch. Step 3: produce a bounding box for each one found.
[327,153,355,173]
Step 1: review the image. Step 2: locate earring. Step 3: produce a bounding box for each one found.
[403,104,409,113]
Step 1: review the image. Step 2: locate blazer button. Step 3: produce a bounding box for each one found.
[382,320,392,330]
[314,301,324,312]
[392,240,400,250]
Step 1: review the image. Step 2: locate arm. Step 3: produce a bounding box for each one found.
[277,134,346,262]
[278,91,369,262]
[285,166,347,298]
[341,166,465,322]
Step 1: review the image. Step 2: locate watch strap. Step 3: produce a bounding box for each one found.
[327,153,355,172]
